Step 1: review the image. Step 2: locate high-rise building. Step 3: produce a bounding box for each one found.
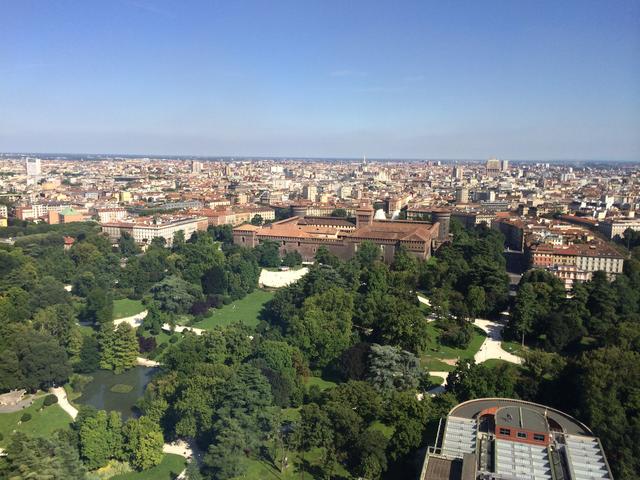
[191,160,203,174]
[302,185,317,201]
[452,166,463,180]
[501,159,509,171]
[26,157,41,177]
[485,157,501,176]
[455,187,469,204]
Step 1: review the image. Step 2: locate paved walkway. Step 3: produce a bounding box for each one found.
[163,439,202,480]
[112,310,204,337]
[259,267,308,288]
[426,371,450,395]
[162,323,205,335]
[113,310,148,328]
[473,319,523,365]
[136,357,161,367]
[50,387,78,420]
[425,320,523,396]
[417,294,431,307]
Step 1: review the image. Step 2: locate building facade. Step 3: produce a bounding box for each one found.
[420,398,612,480]
[233,206,439,264]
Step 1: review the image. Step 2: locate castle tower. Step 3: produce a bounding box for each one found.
[356,205,374,228]
[431,209,451,242]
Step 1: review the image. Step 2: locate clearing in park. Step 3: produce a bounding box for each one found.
[194,289,274,330]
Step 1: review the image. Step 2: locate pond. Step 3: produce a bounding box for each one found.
[75,366,158,419]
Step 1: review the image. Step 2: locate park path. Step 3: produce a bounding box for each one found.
[426,320,523,396]
[136,357,161,367]
[472,319,523,365]
[112,309,205,337]
[259,267,308,288]
[50,387,78,420]
[417,294,431,307]
[113,310,148,328]
[163,439,202,480]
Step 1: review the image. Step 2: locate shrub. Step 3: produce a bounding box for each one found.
[43,394,58,407]
[70,373,93,393]
[138,335,157,353]
[169,335,179,344]
[189,300,209,317]
[207,294,224,309]
[110,384,134,394]
[20,413,32,422]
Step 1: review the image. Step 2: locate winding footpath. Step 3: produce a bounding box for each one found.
[426,319,523,396]
[50,387,78,420]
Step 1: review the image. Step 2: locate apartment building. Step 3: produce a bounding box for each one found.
[101,215,208,246]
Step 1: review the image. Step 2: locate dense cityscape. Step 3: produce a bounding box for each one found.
[0,153,638,479]
[2,1,639,479]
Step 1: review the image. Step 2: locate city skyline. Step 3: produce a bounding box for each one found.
[1,0,639,160]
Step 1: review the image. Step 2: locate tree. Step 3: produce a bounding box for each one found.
[466,285,486,318]
[351,429,388,479]
[82,287,113,324]
[330,208,347,217]
[250,214,264,226]
[511,282,536,345]
[570,347,640,478]
[123,416,164,471]
[0,432,86,479]
[79,410,123,469]
[281,250,302,268]
[0,329,71,392]
[204,417,248,479]
[446,359,517,402]
[99,323,139,373]
[291,288,354,368]
[150,276,202,314]
[254,240,281,268]
[367,343,427,391]
[32,303,78,350]
[357,241,382,267]
[315,245,340,267]
[118,232,141,256]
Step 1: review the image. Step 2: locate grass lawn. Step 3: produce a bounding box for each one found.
[482,359,512,369]
[368,420,395,439]
[113,299,145,319]
[420,322,486,373]
[232,447,351,480]
[0,397,72,447]
[501,340,526,357]
[427,375,446,389]
[304,376,337,391]
[281,407,301,423]
[194,290,274,330]
[111,454,186,480]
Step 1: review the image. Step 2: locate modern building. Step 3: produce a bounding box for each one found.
[25,157,41,177]
[420,398,612,480]
[486,158,502,176]
[191,159,203,174]
[302,185,317,201]
[455,188,469,205]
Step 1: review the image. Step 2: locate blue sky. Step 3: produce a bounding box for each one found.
[1,0,639,160]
